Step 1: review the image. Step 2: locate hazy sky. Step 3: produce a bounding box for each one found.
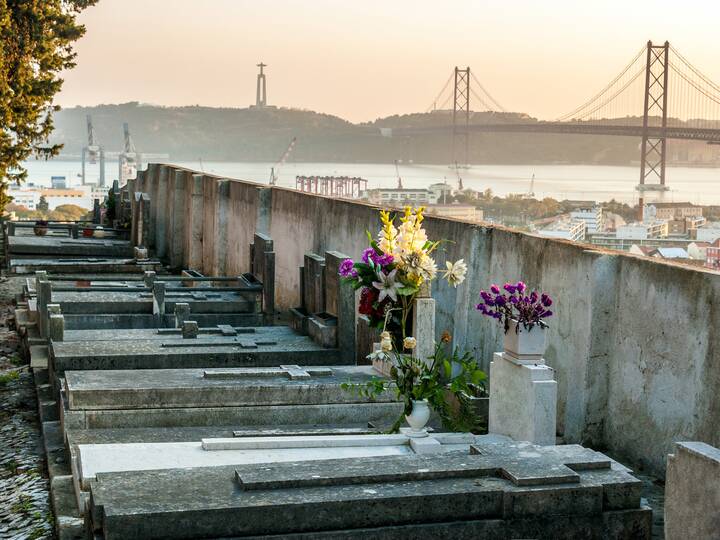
[56,0,720,123]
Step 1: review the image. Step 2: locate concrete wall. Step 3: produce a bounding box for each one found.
[133,164,720,476]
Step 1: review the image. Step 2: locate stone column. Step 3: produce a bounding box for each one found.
[152,281,166,324]
[665,441,720,540]
[169,170,188,269]
[146,164,159,250]
[488,352,557,446]
[325,251,356,362]
[256,187,273,236]
[174,303,191,328]
[37,280,52,339]
[155,166,169,260]
[412,284,436,366]
[47,304,64,343]
[182,321,199,339]
[186,174,205,271]
[143,271,156,288]
[212,180,230,276]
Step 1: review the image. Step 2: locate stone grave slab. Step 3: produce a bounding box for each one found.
[47,288,254,315]
[9,257,162,275]
[50,326,344,378]
[8,235,133,257]
[84,439,651,539]
[60,364,399,431]
[75,432,477,490]
[63,322,262,341]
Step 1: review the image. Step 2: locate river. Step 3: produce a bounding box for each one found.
[18,159,720,205]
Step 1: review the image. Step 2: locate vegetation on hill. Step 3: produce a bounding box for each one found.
[6,203,90,222]
[51,103,645,165]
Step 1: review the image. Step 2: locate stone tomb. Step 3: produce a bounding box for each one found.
[83,439,651,539]
[60,364,400,431]
[9,257,161,275]
[49,325,344,378]
[289,251,356,361]
[34,278,263,330]
[73,432,480,515]
[7,235,133,258]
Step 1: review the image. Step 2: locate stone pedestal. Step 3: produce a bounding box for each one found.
[412,296,435,365]
[488,352,557,446]
[665,441,720,540]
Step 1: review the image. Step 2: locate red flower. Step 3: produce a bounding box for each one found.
[359,287,378,316]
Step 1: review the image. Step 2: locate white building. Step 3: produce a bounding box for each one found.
[425,204,483,222]
[651,247,690,260]
[687,242,711,260]
[696,222,720,243]
[616,220,669,240]
[363,188,434,206]
[537,218,586,242]
[8,185,101,211]
[570,205,604,234]
[428,182,454,204]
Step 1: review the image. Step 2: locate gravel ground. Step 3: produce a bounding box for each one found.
[0,275,53,540]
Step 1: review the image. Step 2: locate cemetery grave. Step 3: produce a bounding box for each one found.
[3,191,653,540]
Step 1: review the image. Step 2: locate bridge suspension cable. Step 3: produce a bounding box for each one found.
[425,68,507,113]
[470,71,506,112]
[556,45,646,122]
[426,72,454,113]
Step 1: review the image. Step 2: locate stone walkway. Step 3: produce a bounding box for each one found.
[0,276,52,540]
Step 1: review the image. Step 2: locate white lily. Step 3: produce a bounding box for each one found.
[443,259,467,287]
[372,269,401,303]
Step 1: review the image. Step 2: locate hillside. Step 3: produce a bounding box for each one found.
[50,102,645,165]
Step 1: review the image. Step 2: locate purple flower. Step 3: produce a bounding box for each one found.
[541,294,553,307]
[338,259,357,278]
[509,296,519,304]
[516,281,526,293]
[529,291,538,303]
[503,282,516,294]
[362,247,394,267]
[543,310,553,317]
[494,295,506,306]
[490,284,500,294]
[480,290,492,302]
[361,248,375,265]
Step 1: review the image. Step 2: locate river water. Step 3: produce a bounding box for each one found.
[18,159,720,205]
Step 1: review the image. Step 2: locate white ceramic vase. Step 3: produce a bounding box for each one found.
[503,319,547,361]
[405,399,431,434]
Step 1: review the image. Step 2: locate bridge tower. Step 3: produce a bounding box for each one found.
[452,67,470,167]
[637,40,670,217]
[256,62,267,107]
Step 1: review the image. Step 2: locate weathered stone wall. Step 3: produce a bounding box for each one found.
[133,164,720,476]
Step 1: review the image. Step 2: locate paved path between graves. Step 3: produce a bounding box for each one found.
[0,275,52,540]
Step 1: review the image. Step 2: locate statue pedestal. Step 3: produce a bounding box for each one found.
[488,352,557,446]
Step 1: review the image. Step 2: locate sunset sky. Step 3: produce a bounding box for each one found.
[56,0,720,123]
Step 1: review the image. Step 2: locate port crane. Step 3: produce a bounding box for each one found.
[526,173,536,198]
[118,123,140,186]
[81,115,105,186]
[269,137,296,186]
[454,162,464,191]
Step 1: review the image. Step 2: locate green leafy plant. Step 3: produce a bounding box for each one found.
[343,333,487,433]
[0,370,20,385]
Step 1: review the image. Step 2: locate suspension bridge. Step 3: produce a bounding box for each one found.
[385,41,720,201]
